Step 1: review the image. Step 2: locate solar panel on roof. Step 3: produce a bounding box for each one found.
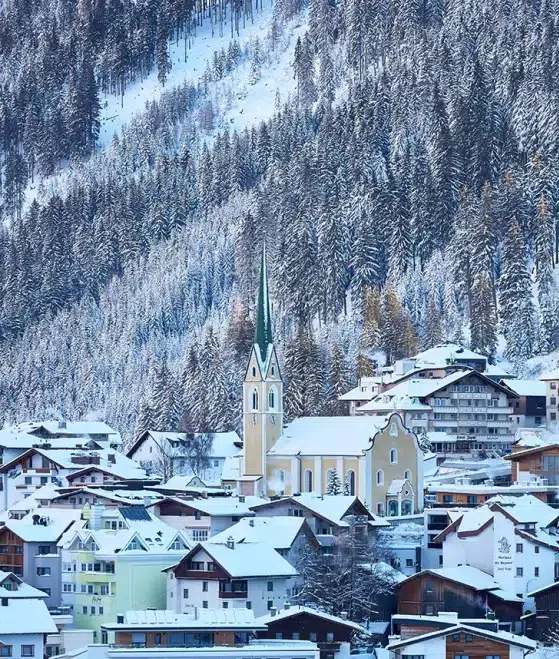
[119,507,151,521]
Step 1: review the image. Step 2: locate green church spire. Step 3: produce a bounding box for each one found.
[254,243,273,361]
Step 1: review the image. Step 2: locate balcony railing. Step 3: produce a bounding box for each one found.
[219,591,248,599]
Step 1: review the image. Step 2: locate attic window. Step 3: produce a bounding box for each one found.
[271,366,275,375]
[252,366,256,377]
[128,540,139,550]
[171,539,182,550]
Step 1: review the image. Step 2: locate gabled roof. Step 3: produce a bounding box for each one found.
[250,494,385,528]
[505,443,559,461]
[151,495,262,517]
[541,368,559,381]
[501,379,545,397]
[255,605,365,632]
[174,541,297,578]
[0,598,58,635]
[126,430,241,460]
[398,566,522,601]
[0,571,49,599]
[268,415,391,457]
[16,421,118,437]
[387,623,535,651]
[0,508,82,543]
[528,580,559,597]
[208,516,316,550]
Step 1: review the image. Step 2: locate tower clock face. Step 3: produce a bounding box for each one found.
[252,414,258,425]
[271,414,276,424]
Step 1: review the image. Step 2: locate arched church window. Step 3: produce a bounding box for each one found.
[304,469,313,493]
[252,366,256,377]
[390,448,398,464]
[276,470,285,495]
[251,389,259,411]
[269,387,276,411]
[376,469,384,486]
[271,365,275,375]
[376,502,384,516]
[389,500,399,516]
[402,499,413,515]
[404,469,412,481]
[346,470,356,496]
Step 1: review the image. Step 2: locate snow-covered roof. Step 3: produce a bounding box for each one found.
[412,343,488,367]
[0,571,49,599]
[15,421,118,438]
[195,541,297,578]
[484,363,513,378]
[1,508,82,542]
[491,493,559,526]
[387,479,408,495]
[154,475,228,493]
[422,566,519,596]
[251,494,383,528]
[208,516,310,550]
[221,454,242,481]
[0,598,57,634]
[127,431,241,459]
[338,385,378,402]
[541,368,559,381]
[501,379,545,397]
[255,605,365,632]
[358,394,431,413]
[61,509,190,556]
[156,495,263,517]
[268,416,389,457]
[0,447,147,480]
[513,427,556,448]
[387,623,535,650]
[104,608,261,630]
[0,430,100,450]
[50,487,164,507]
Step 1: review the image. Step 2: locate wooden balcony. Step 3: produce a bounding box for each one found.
[219,591,248,599]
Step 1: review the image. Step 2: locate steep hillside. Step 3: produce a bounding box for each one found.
[2,0,559,443]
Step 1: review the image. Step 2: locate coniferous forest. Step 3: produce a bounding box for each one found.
[1,0,559,444]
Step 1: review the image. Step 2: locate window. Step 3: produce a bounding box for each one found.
[516,567,523,577]
[37,567,51,576]
[246,601,252,609]
[183,588,189,599]
[267,581,273,592]
[154,635,162,647]
[207,562,216,572]
[131,633,146,648]
[0,547,7,555]
[454,656,470,659]
[516,543,523,553]
[202,582,208,592]
[202,601,208,608]
[100,585,109,595]
[390,448,398,464]
[222,602,229,609]
[90,607,96,615]
[376,469,384,486]
[41,588,51,596]
[24,477,32,485]
[21,647,34,657]
[0,647,12,657]
[346,470,356,496]
[552,413,557,421]
[82,607,87,615]
[404,469,412,481]
[194,510,202,521]
[213,460,219,467]
[38,546,51,555]
[535,567,540,577]
[267,600,274,610]
[275,633,283,640]
[292,632,300,640]
[99,607,104,615]
[465,634,473,642]
[251,389,259,411]
[304,469,313,493]
[406,559,414,567]
[310,633,317,642]
[251,366,256,377]
[190,561,204,570]
[486,656,501,659]
[326,632,334,642]
[535,546,540,554]
[443,495,453,503]
[552,382,558,390]
[269,387,276,411]
[551,397,557,406]
[170,538,183,550]
[63,584,72,593]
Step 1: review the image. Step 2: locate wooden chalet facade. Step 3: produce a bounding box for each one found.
[0,528,24,576]
[506,443,559,486]
[524,581,559,642]
[396,571,522,623]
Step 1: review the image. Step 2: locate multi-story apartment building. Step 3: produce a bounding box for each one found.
[357,370,518,457]
[541,368,559,429]
[165,538,297,618]
[59,505,190,641]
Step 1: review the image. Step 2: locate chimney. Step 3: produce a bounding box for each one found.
[341,611,348,620]
[116,615,124,624]
[269,607,277,617]
[1,598,8,607]
[284,602,290,610]
[226,536,235,550]
[238,496,246,503]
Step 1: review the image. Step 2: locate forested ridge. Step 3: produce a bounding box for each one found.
[1,0,559,443]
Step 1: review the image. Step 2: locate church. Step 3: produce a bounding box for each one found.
[235,248,425,516]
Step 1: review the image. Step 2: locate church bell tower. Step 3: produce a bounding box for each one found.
[242,245,283,484]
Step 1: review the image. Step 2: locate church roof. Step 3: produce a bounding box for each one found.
[268,416,390,456]
[254,244,273,365]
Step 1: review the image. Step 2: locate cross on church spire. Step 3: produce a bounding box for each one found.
[254,243,273,362]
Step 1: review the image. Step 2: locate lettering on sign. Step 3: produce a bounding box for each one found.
[495,536,513,573]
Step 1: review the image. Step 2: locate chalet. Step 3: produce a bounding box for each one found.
[396,566,523,628]
[524,580,559,642]
[387,617,536,659]
[255,604,366,659]
[505,442,559,486]
[165,539,297,618]
[249,494,389,552]
[147,496,264,543]
[14,421,120,446]
[0,447,146,510]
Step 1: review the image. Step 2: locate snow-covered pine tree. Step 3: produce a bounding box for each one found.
[326,468,343,495]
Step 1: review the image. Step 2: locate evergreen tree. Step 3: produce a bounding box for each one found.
[326,468,343,495]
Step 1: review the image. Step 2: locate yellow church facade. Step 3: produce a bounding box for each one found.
[238,248,424,516]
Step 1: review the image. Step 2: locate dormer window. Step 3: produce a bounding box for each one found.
[171,538,183,550]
